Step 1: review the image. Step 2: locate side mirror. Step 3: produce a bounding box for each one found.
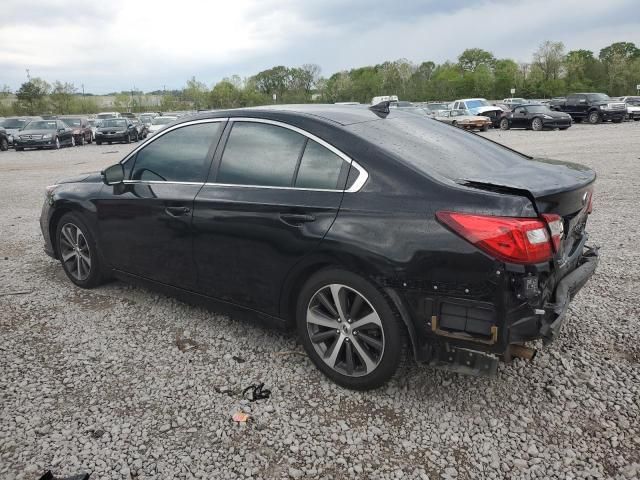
[58,128,66,132]
[102,163,125,185]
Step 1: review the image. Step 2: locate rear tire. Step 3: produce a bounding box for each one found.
[296,268,407,390]
[588,111,601,124]
[481,124,489,132]
[499,118,510,130]
[55,212,104,289]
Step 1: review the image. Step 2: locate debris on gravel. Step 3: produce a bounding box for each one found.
[1,123,639,478]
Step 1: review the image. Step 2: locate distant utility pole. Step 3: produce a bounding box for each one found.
[26,69,31,81]
[82,84,85,99]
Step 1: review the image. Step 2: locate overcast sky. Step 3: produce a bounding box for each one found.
[2,0,639,94]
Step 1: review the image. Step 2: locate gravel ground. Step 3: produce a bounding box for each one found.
[1,122,639,480]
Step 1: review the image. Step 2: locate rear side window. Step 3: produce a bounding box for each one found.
[131,122,222,182]
[217,122,306,187]
[295,140,346,189]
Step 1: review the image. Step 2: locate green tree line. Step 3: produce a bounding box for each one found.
[3,40,639,116]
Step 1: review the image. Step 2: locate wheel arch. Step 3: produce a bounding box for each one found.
[48,201,97,256]
[279,254,420,361]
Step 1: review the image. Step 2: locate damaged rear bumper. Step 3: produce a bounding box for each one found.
[540,245,599,343]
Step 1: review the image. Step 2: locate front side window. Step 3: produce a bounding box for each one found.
[295,139,346,190]
[217,122,306,187]
[130,122,223,182]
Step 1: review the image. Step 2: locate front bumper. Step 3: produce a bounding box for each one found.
[601,110,626,121]
[40,199,57,259]
[542,118,572,128]
[96,133,127,142]
[15,139,56,148]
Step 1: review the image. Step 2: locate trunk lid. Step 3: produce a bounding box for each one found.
[460,157,595,264]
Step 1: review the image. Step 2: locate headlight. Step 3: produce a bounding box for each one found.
[542,115,553,119]
[43,134,52,139]
[96,132,103,135]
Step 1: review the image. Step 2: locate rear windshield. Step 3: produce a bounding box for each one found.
[62,118,81,127]
[152,117,176,125]
[346,113,527,182]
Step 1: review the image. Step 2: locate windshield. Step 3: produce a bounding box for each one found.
[465,99,490,109]
[97,113,116,119]
[450,110,470,117]
[25,120,58,130]
[102,119,127,128]
[140,115,153,122]
[152,117,176,125]
[347,113,529,182]
[62,118,81,127]
[3,119,29,129]
[587,93,610,102]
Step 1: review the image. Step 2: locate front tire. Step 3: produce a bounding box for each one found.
[54,137,61,149]
[612,118,623,123]
[588,111,601,124]
[79,135,85,146]
[96,140,102,145]
[70,136,76,147]
[124,134,131,144]
[296,268,406,390]
[55,213,104,289]
[0,138,8,151]
[531,117,543,131]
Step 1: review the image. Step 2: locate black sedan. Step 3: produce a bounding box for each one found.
[15,119,75,150]
[40,105,598,390]
[0,128,8,151]
[500,104,573,131]
[95,118,138,144]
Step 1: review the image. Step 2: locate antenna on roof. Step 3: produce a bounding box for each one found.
[369,101,391,118]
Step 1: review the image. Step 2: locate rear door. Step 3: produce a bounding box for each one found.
[192,119,353,315]
[97,119,225,289]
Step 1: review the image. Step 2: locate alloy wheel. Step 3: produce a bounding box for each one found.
[59,223,92,281]
[55,137,60,149]
[306,284,385,377]
[532,118,543,131]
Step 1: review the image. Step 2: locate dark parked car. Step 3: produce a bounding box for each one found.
[95,118,138,144]
[1,116,41,147]
[15,119,74,150]
[40,105,598,390]
[61,117,93,145]
[499,104,573,131]
[131,118,148,140]
[549,93,626,124]
[0,128,9,151]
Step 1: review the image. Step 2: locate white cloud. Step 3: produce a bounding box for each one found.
[1,0,638,93]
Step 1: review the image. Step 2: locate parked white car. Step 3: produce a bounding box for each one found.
[617,96,640,120]
[147,116,178,136]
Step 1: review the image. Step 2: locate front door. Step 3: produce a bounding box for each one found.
[192,119,351,315]
[96,120,225,289]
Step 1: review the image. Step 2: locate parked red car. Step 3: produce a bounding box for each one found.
[60,117,93,145]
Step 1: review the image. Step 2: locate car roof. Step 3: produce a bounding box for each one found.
[178,104,397,127]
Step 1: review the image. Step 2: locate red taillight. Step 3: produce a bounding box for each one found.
[542,213,563,251]
[436,211,558,264]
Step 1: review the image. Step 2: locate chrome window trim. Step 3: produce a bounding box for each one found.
[120,117,229,165]
[119,116,369,193]
[224,117,368,193]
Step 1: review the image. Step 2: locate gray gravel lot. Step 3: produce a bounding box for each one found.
[1,122,639,479]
